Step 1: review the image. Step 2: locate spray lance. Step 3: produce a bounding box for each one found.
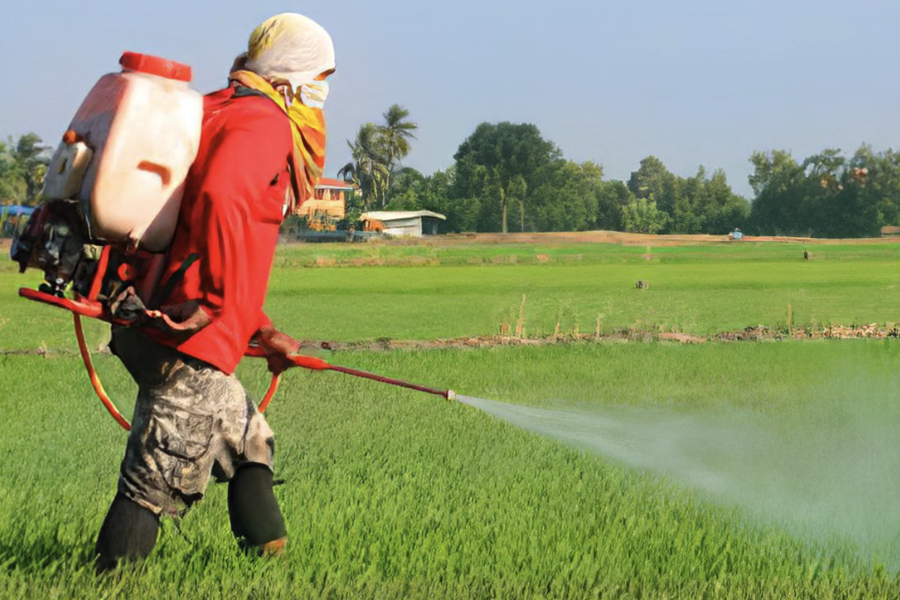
[11,190,457,432]
[243,345,457,409]
[10,50,460,430]
[11,206,457,431]
[66,304,458,432]
[18,292,458,431]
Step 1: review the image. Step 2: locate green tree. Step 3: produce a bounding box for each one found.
[0,139,25,204]
[748,150,806,235]
[379,104,418,201]
[746,146,899,237]
[0,133,48,205]
[452,122,560,233]
[338,123,390,211]
[627,156,680,219]
[529,161,602,232]
[666,166,749,235]
[596,179,633,232]
[670,166,707,234]
[815,145,900,237]
[14,133,49,203]
[338,106,418,209]
[622,197,669,234]
[702,169,750,234]
[854,146,900,232]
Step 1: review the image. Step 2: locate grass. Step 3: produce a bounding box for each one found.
[2,342,900,598]
[0,238,899,598]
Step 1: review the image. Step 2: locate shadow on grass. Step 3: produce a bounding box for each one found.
[0,536,96,575]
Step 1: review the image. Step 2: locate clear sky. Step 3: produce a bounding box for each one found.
[2,0,898,197]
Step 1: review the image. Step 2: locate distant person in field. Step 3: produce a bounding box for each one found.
[94,13,335,570]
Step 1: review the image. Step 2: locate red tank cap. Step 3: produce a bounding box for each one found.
[119,52,192,82]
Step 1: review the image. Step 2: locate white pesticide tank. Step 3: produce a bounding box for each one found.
[54,52,203,251]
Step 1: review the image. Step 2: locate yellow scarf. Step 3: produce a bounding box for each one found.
[229,70,326,211]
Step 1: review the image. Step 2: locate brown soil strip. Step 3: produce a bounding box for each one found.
[5,324,896,358]
[327,230,899,248]
[4,231,896,257]
[319,323,899,352]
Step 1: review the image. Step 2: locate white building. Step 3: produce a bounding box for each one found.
[360,210,446,237]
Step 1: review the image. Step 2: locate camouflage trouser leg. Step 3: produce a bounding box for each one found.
[111,327,275,516]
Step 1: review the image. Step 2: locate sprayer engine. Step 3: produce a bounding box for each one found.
[10,199,163,323]
[10,200,93,296]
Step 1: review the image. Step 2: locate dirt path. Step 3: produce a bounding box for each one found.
[5,231,895,254]
[391,230,898,247]
[5,323,896,358]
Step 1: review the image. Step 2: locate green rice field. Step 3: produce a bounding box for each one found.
[0,238,898,598]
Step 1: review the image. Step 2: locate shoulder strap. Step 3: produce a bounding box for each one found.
[229,84,302,213]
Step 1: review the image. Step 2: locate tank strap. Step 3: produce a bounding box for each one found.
[232,85,269,100]
[151,253,200,308]
[230,85,302,212]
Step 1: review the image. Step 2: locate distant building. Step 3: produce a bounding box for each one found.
[296,177,357,220]
[882,225,900,237]
[360,210,446,237]
[294,177,357,231]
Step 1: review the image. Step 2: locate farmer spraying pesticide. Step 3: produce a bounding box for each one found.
[12,10,461,572]
[91,14,336,569]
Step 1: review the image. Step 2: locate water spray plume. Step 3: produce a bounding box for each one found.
[454,384,900,570]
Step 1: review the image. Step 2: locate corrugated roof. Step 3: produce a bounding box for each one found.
[316,177,357,189]
[361,210,446,221]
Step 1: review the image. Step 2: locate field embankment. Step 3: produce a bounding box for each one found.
[428,230,900,246]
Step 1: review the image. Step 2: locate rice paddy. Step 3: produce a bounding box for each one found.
[0,237,898,598]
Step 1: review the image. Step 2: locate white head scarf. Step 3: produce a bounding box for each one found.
[244,13,335,92]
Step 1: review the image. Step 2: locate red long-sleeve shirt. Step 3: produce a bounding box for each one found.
[145,85,293,374]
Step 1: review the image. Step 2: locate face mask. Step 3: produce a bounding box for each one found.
[298,80,329,109]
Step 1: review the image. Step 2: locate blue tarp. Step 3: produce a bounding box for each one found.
[1,205,35,237]
[1,205,35,217]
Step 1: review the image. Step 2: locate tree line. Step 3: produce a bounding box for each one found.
[3,115,898,238]
[340,112,899,237]
[0,133,47,207]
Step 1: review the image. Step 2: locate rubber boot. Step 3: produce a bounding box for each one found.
[95,493,160,572]
[228,463,287,555]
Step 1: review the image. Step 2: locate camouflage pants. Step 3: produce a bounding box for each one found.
[111,327,275,516]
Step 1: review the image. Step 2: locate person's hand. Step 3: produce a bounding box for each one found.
[147,300,212,343]
[255,326,301,375]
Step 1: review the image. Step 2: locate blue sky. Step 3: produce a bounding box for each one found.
[2,0,898,197]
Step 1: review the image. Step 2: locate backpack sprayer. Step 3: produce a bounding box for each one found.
[11,52,455,431]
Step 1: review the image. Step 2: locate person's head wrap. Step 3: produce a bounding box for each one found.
[245,13,335,93]
[230,13,334,211]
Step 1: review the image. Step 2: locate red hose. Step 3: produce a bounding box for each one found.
[27,288,453,431]
[258,374,280,413]
[46,291,449,430]
[73,313,132,431]
[72,313,282,429]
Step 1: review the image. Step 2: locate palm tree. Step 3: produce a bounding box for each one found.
[379,104,417,169]
[339,124,390,210]
[378,105,418,206]
[338,106,418,209]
